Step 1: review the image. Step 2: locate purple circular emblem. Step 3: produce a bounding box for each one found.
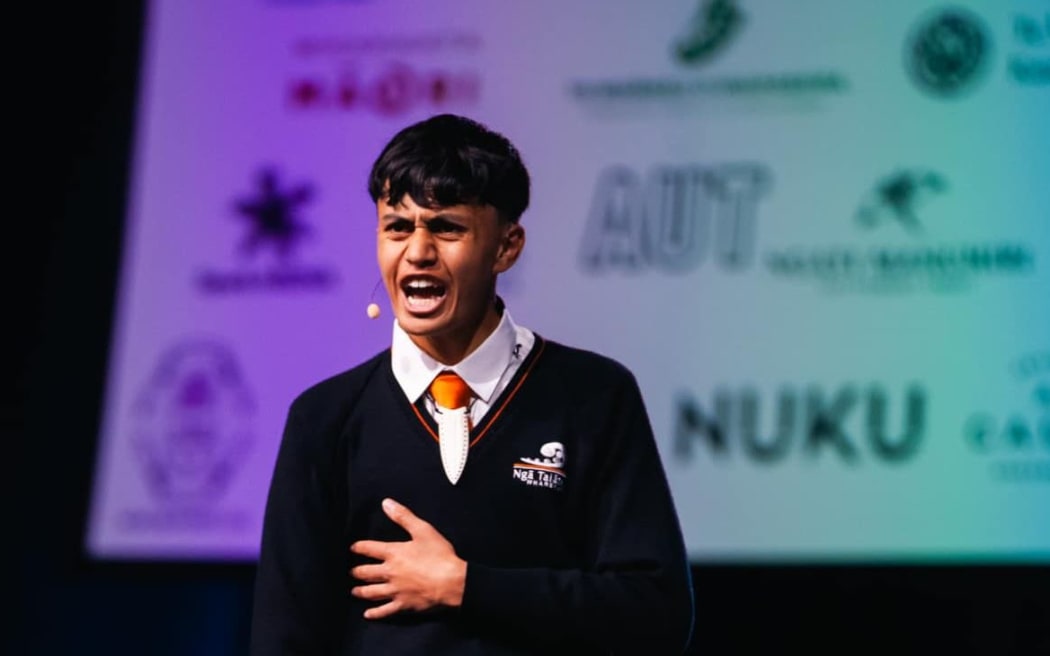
[132,340,255,505]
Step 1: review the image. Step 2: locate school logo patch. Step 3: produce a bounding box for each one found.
[512,442,566,490]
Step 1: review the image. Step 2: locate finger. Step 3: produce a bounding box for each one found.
[350,540,393,560]
[363,599,403,620]
[382,498,434,538]
[351,583,396,601]
[350,563,387,583]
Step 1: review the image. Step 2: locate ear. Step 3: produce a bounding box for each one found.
[493,223,525,274]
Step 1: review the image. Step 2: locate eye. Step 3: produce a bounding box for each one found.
[426,217,468,237]
[383,219,414,236]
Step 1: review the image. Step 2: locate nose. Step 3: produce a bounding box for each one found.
[404,220,437,267]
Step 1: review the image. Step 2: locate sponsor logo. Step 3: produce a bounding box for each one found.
[570,1,848,115]
[765,168,1036,294]
[287,32,482,117]
[512,442,566,490]
[673,383,927,466]
[234,167,312,258]
[121,339,255,531]
[905,6,992,98]
[963,352,1050,483]
[672,0,745,66]
[195,166,338,294]
[855,169,947,235]
[1009,12,1050,86]
[578,163,771,274]
[288,64,480,116]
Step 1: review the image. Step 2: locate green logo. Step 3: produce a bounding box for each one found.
[963,353,1050,483]
[673,0,745,66]
[906,7,992,97]
[764,168,1035,294]
[1009,12,1050,86]
[569,0,847,113]
[856,169,948,235]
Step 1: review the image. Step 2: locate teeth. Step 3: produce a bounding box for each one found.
[406,280,439,289]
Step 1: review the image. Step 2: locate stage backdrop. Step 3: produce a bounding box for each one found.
[86,0,1049,562]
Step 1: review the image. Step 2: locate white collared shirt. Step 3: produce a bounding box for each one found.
[390,310,535,425]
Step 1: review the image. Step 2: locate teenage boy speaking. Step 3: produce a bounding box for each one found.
[251,114,694,655]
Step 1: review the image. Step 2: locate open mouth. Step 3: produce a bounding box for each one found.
[400,276,448,314]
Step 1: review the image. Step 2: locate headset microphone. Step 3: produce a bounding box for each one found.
[366,279,383,319]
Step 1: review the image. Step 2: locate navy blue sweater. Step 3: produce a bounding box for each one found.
[251,337,694,655]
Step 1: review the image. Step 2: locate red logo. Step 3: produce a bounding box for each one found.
[289,62,480,116]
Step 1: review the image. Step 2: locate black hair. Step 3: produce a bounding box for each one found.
[367,113,530,223]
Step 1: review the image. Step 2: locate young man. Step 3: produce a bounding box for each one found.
[251,114,694,655]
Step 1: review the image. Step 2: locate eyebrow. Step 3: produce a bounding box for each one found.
[380,212,468,223]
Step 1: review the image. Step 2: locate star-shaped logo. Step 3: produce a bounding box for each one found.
[233,167,314,259]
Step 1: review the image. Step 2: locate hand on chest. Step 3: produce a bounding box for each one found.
[348,414,584,561]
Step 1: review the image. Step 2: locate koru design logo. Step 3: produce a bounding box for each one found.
[906,7,992,97]
[673,0,745,66]
[512,442,566,491]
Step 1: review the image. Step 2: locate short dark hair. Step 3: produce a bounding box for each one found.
[367,113,530,223]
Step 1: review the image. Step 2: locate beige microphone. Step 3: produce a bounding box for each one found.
[366,279,383,319]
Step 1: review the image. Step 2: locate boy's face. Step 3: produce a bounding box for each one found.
[376,193,523,355]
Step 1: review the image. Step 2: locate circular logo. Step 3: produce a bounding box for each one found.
[132,339,255,505]
[906,7,992,97]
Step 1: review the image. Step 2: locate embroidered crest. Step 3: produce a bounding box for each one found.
[512,441,566,490]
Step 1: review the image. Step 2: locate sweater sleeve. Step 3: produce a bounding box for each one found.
[458,369,695,654]
[250,401,349,656]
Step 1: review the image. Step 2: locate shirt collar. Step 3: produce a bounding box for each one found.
[390,309,520,405]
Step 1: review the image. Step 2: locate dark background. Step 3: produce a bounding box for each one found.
[17,3,1048,654]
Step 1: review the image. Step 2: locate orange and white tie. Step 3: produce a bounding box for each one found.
[429,371,473,485]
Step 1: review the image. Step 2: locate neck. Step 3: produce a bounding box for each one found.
[411,304,502,365]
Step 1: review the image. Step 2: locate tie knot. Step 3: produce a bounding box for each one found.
[429,371,472,410]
